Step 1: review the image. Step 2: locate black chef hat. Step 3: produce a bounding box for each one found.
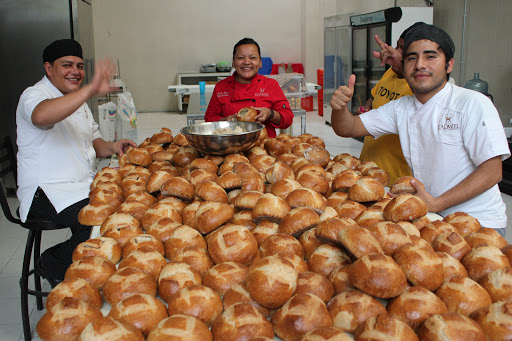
[43,39,83,64]
[403,24,455,61]
[400,22,427,40]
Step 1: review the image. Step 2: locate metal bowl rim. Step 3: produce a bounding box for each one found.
[180,121,265,137]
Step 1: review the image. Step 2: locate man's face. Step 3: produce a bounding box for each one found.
[44,56,85,95]
[403,39,454,103]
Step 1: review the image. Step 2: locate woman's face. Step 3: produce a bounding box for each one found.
[233,44,261,83]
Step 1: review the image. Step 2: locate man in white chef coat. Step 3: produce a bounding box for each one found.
[16,39,136,285]
[330,24,510,235]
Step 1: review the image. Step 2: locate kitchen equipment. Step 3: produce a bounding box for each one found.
[216,61,231,72]
[181,121,264,155]
[200,64,217,73]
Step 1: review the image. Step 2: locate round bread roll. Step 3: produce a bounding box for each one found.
[299,227,323,260]
[348,176,385,202]
[127,147,152,167]
[89,189,124,208]
[241,172,266,193]
[356,161,378,175]
[433,231,471,260]
[295,271,335,304]
[465,227,509,249]
[349,253,407,299]
[338,225,383,259]
[307,136,326,148]
[172,246,214,277]
[145,170,173,193]
[194,201,234,234]
[78,202,116,226]
[116,201,150,221]
[89,181,122,198]
[146,314,212,341]
[417,312,487,341]
[393,243,444,291]
[216,171,242,191]
[124,191,157,207]
[334,200,366,220]
[173,145,199,167]
[251,220,279,246]
[37,297,102,341]
[141,202,182,230]
[462,245,510,282]
[229,210,257,231]
[123,234,165,258]
[271,179,303,200]
[195,181,228,203]
[190,157,218,173]
[297,170,329,195]
[366,167,390,187]
[479,267,512,303]
[100,214,143,247]
[371,197,392,211]
[250,154,276,174]
[79,316,144,341]
[160,176,195,201]
[252,193,291,223]
[390,176,425,194]
[355,207,386,227]
[235,106,258,122]
[308,244,351,277]
[319,206,339,222]
[164,225,206,260]
[264,139,288,157]
[265,160,294,184]
[333,153,360,170]
[207,224,258,265]
[332,170,361,192]
[167,285,223,326]
[173,133,189,146]
[271,293,333,341]
[328,265,354,295]
[411,215,431,230]
[64,255,116,290]
[435,276,492,315]
[118,246,167,281]
[144,218,181,243]
[366,221,411,256]
[326,191,348,208]
[72,237,122,264]
[420,220,458,246]
[472,301,512,341]
[276,250,309,273]
[232,190,263,210]
[436,251,468,283]
[327,289,386,333]
[387,286,447,330]
[188,168,217,187]
[278,207,320,237]
[246,255,298,309]
[103,266,157,306]
[286,188,327,214]
[259,233,305,259]
[108,293,168,337]
[354,313,419,341]
[442,211,481,237]
[158,261,202,303]
[223,282,271,318]
[291,143,312,157]
[45,278,102,310]
[202,261,248,296]
[301,326,353,341]
[502,245,512,265]
[395,221,420,238]
[212,302,274,341]
[303,146,331,168]
[383,194,427,222]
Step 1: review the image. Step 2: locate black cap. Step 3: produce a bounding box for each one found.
[403,24,455,61]
[400,22,427,39]
[43,39,83,64]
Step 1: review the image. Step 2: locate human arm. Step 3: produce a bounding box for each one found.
[330,74,370,137]
[93,138,137,158]
[31,58,116,129]
[412,156,503,213]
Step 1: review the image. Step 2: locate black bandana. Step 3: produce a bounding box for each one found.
[43,39,83,64]
[403,24,455,61]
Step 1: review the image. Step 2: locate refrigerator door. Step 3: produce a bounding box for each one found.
[367,24,388,95]
[351,27,368,113]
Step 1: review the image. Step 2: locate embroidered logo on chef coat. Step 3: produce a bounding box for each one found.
[438,113,459,131]
[218,91,230,98]
[255,88,269,97]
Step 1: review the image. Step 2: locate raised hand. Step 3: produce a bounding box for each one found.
[372,35,403,71]
[330,74,355,111]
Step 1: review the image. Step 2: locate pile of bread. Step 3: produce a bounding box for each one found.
[36,127,512,341]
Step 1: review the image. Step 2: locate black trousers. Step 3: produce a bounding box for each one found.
[28,187,92,280]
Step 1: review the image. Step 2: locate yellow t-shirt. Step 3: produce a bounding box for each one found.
[359,68,413,185]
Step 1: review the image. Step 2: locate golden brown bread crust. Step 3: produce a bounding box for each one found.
[124,191,157,207]
[167,284,223,326]
[435,276,492,315]
[145,170,173,193]
[127,147,153,167]
[215,171,242,191]
[471,301,512,341]
[461,245,511,282]
[297,170,330,195]
[123,234,165,258]
[328,265,354,295]
[252,193,291,223]
[264,138,288,157]
[271,293,333,341]
[118,246,168,281]
[333,153,360,170]
[146,315,212,341]
[390,176,425,194]
[207,225,259,265]
[332,170,361,192]
[314,217,357,247]
[299,227,323,261]
[45,278,102,310]
[100,212,143,246]
[383,194,428,222]
[157,261,201,303]
[327,289,386,333]
[172,246,215,277]
[235,106,258,122]
[354,313,419,341]
[338,225,383,259]
[349,253,407,299]
[195,181,228,203]
[286,188,327,214]
[303,146,331,168]
[433,231,471,260]
[202,261,248,296]
[278,207,320,237]
[348,176,385,202]
[355,208,386,227]
[108,293,168,337]
[479,267,512,303]
[37,297,102,341]
[393,243,444,291]
[141,202,182,230]
[78,202,116,226]
[64,255,116,290]
[212,302,274,340]
[72,237,122,264]
[387,286,448,331]
[436,251,468,283]
[295,271,335,304]
[465,227,509,249]
[366,222,412,256]
[259,233,305,259]
[222,282,271,318]
[246,255,298,309]
[420,220,458,245]
[160,176,195,201]
[307,244,351,277]
[79,316,144,341]
[366,167,391,187]
[193,201,234,234]
[116,201,150,221]
[442,211,481,237]
[103,266,157,306]
[334,200,367,220]
[164,225,206,260]
[416,312,487,341]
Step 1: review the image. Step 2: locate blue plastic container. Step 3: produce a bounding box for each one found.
[259,57,273,75]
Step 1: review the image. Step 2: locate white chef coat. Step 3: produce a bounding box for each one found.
[16,76,102,222]
[360,82,510,228]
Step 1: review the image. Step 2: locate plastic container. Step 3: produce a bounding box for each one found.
[259,57,273,75]
[463,73,489,95]
[200,64,217,73]
[301,96,314,111]
[286,93,302,110]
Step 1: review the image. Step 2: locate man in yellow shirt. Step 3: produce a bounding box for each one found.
[358,23,425,185]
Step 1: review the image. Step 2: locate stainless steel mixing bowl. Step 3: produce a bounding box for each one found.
[180,121,265,155]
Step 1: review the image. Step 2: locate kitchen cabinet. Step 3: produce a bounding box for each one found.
[174,72,230,112]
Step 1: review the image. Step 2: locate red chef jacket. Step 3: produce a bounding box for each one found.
[205,73,294,137]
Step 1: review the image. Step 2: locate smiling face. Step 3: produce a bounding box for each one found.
[403,39,454,103]
[44,56,85,95]
[232,44,262,84]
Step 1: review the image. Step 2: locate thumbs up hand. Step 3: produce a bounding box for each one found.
[330,74,356,111]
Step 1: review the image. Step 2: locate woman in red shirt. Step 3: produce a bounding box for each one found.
[205,38,293,138]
